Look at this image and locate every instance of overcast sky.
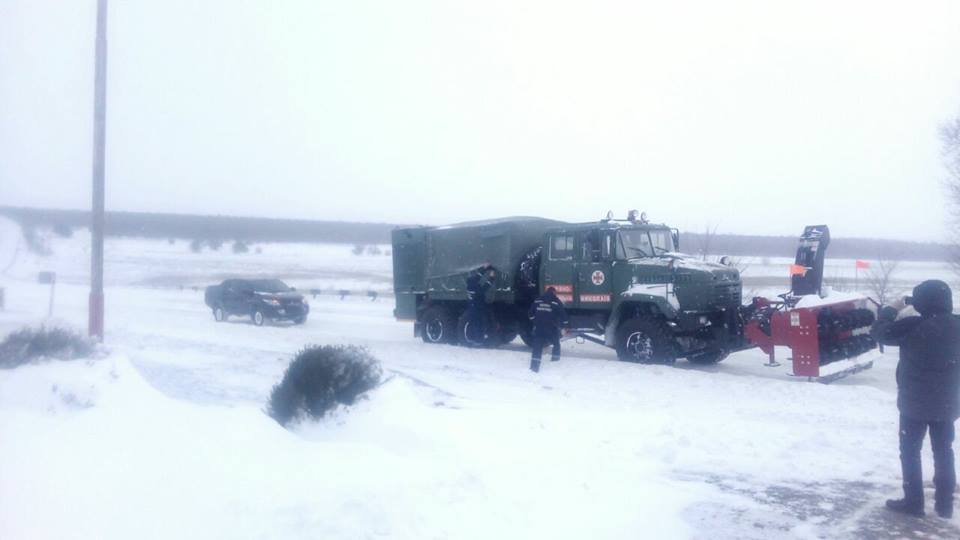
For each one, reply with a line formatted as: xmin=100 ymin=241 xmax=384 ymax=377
xmin=2 ymin=1 xmax=959 ymax=241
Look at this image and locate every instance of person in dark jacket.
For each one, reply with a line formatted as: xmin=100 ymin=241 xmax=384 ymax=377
xmin=465 ymin=266 xmax=496 ymax=345
xmin=528 ymin=287 xmax=569 ymax=373
xmin=872 ymin=279 xmax=960 ymax=518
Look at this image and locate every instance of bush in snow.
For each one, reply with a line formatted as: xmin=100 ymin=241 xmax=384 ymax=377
xmin=0 ymin=325 xmax=96 ymax=369
xmin=232 ymin=240 xmax=249 ymax=253
xmin=267 ymin=345 xmax=382 ymax=426
xmin=52 ymin=223 xmax=73 ymax=238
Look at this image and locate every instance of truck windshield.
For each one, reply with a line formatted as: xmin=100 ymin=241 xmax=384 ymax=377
xmin=617 ymin=229 xmax=675 ymax=258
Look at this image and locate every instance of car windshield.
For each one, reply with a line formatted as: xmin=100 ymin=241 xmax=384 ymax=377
xmin=617 ymin=228 xmax=675 ymax=258
xmin=248 ymin=279 xmax=291 ymax=293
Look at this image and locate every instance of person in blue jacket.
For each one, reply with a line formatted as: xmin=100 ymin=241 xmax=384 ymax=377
xmin=528 ymin=287 xmax=569 ymax=373
xmin=873 ymin=279 xmax=960 ymax=518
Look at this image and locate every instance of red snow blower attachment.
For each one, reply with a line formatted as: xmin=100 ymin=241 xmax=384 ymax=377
xmin=743 ymin=225 xmax=879 ymax=383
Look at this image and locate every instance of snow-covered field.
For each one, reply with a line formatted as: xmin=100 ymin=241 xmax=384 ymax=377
xmin=2 ymin=220 xmax=959 ymax=539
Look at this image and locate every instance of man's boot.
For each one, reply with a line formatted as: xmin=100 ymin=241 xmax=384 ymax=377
xmin=529 ymin=359 xmax=541 ymax=373
xmin=551 ymin=355 xmax=560 ymax=362
xmin=935 ymin=497 xmax=953 ymax=519
xmin=885 ymin=498 xmax=925 ymax=517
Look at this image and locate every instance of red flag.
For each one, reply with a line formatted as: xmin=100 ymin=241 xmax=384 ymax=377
xmin=789 ymin=264 xmax=808 ymax=276
xmin=855 ymin=260 xmax=871 ymax=269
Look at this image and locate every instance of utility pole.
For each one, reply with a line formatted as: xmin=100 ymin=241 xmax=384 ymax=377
xmin=89 ymin=0 xmax=108 ymax=340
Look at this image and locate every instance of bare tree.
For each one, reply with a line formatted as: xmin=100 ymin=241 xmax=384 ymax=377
xmin=698 ymin=222 xmax=720 ymax=261
xmin=863 ymin=257 xmax=901 ymax=305
xmin=942 ymin=115 xmax=960 ymax=274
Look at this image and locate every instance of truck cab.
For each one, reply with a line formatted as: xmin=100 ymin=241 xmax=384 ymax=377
xmin=539 ymin=216 xmax=746 ymax=361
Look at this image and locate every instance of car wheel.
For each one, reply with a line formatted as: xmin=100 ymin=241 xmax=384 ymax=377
xmin=252 ymin=310 xmax=266 ymax=326
xmin=213 ymin=306 xmax=226 ymax=322
xmin=615 ymin=318 xmax=676 ymax=364
xmin=293 ymin=315 xmax=307 ymax=325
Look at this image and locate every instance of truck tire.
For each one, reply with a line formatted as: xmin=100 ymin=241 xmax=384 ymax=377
xmin=457 ymin=311 xmax=500 ymax=348
xmin=420 ymin=307 xmax=456 ymax=344
xmin=615 ymin=318 xmax=676 ymax=364
xmin=251 ymin=309 xmax=267 ymax=326
xmin=686 ymin=350 xmax=728 ymax=365
xmin=213 ymin=305 xmax=226 ymax=322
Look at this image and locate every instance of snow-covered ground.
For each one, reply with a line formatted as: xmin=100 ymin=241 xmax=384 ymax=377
xmin=2 ymin=220 xmax=959 ymax=539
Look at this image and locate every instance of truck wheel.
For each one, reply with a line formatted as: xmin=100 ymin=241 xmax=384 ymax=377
xmin=252 ymin=309 xmax=266 ymax=326
xmin=213 ymin=306 xmax=226 ymax=322
xmin=457 ymin=311 xmax=499 ymax=348
xmin=421 ymin=307 xmax=455 ymax=344
xmin=616 ymin=318 xmax=676 ymax=364
xmin=293 ymin=314 xmax=307 ymax=325
xmin=687 ymin=350 xmax=728 ymax=365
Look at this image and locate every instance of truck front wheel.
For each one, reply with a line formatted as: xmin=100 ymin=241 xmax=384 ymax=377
xmin=615 ymin=318 xmax=676 ymax=364
xmin=420 ymin=307 xmax=456 ymax=344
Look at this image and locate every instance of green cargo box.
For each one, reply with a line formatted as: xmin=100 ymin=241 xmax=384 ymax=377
xmin=392 ymin=217 xmax=564 ymax=319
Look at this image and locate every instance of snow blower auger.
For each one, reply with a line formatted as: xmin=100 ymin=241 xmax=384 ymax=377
xmin=743 ymin=225 xmax=880 ymax=383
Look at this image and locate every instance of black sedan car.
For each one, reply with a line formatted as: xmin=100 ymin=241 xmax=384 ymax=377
xmin=204 ymin=278 xmax=309 ymax=325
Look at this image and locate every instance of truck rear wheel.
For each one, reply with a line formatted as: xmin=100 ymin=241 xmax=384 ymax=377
xmin=420 ymin=307 xmax=456 ymax=344
xmin=457 ymin=311 xmax=500 ymax=348
xmin=616 ymin=318 xmax=676 ymax=364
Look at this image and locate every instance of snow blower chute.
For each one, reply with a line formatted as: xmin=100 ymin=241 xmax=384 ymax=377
xmin=743 ymin=225 xmax=879 ymax=383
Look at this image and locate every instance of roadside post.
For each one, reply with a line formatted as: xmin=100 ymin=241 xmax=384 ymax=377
xmin=38 ymin=271 xmax=56 ymax=317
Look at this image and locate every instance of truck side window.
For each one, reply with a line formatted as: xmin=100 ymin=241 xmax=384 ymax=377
xmin=550 ymin=235 xmax=574 ymax=260
xmin=602 ymin=234 xmax=613 ymax=259
xmin=580 ymin=230 xmax=601 ymax=262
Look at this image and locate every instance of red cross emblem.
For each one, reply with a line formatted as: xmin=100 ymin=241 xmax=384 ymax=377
xmin=591 ymin=270 xmax=605 ymax=286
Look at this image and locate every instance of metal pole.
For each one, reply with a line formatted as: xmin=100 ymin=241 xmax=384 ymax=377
xmin=89 ymin=0 xmax=107 ymax=340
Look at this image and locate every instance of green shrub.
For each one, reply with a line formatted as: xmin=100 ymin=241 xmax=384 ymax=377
xmin=0 ymin=326 xmax=96 ymax=369
xmin=267 ymin=345 xmax=382 ymax=426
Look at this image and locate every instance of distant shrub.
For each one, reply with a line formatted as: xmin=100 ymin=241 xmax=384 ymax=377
xmin=22 ymin=226 xmax=52 ymax=256
xmin=168 ymin=238 xmax=176 ymax=245
xmin=267 ymin=345 xmax=382 ymax=426
xmin=232 ymin=240 xmax=249 ymax=253
xmin=0 ymin=326 xmax=96 ymax=369
xmin=366 ymin=245 xmax=382 ymax=256
xmin=208 ymin=238 xmax=224 ymax=251
xmin=352 ymin=244 xmax=366 ymax=256
xmin=52 ymin=223 xmax=73 ymax=238
xmin=189 ymin=239 xmax=203 ymax=253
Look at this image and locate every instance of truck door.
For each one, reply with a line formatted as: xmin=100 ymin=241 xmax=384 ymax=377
xmin=574 ymin=229 xmax=613 ymax=308
xmin=540 ymin=233 xmax=575 ymax=304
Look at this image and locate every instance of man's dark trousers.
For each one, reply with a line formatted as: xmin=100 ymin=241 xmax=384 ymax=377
xmin=900 ymin=414 xmax=956 ymax=506
xmin=531 ymin=327 xmax=561 ymax=362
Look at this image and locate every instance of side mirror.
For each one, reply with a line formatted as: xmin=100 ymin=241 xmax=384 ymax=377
xmin=719 ymin=255 xmax=731 ymax=266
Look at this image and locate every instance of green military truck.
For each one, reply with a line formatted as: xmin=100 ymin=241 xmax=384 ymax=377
xmin=391 ymin=212 xmax=749 ymax=364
